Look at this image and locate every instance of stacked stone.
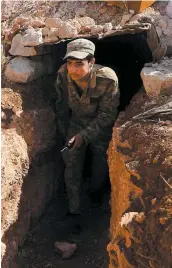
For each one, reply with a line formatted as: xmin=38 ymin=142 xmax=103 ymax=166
xmin=2 ymin=1 xmax=172 ymax=84
xmin=130 ymin=1 xmax=172 ymax=48
xmin=141 ymin=57 xmax=172 ymax=97
xmin=3 ymin=16 xmax=115 ymax=83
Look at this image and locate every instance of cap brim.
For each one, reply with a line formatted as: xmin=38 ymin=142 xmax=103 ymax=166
xmin=64 ymin=51 xmax=90 ymax=60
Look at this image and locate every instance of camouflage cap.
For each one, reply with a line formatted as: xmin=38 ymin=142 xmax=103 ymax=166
xmin=64 ymin=38 xmax=95 ymax=60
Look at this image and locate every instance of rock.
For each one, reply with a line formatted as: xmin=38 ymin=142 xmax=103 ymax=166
xmin=166 ymin=1 xmax=172 ymax=19
xmin=44 ymin=27 xmax=59 ymax=42
xmin=156 ymin=26 xmax=162 ymax=37
xmin=158 ymin=17 xmax=168 ymax=32
xmin=163 ymin=28 xmax=170 ymax=36
xmin=5 ymin=56 xmax=53 ymax=83
xmin=120 ymin=14 xmax=132 ymax=26
xmin=75 ymin=7 xmax=86 ymax=17
xmin=12 ymin=16 xmax=29 ymax=26
xmin=12 ymin=17 xmax=44 ymax=30
xmin=3 ymin=24 xmax=20 ymax=43
xmin=67 ymin=18 xmax=82 ymax=32
xmin=120 ymin=212 xmax=139 ymax=227
xmin=42 ymin=27 xmax=49 ymax=36
xmin=77 ymin=16 xmax=95 ymax=27
xmin=141 ymin=57 xmax=172 ymax=96
xmin=1 ymin=242 xmax=6 ymax=261
xmin=45 ymin=18 xmax=63 ymax=28
xmin=48 ymin=28 xmax=59 ymax=36
xmin=30 ymin=19 xmax=45 ymax=28
xmin=131 ymin=9 xmax=160 ymax=24
xmin=1 ymin=15 xmax=8 ymax=22
xmin=90 ymin=25 xmax=103 ymax=35
xmin=79 ymin=25 xmax=91 ymax=34
xmin=22 ymin=28 xmax=43 ymax=47
xmin=57 ymin=21 xmax=78 ymax=38
xmin=114 ymin=25 xmax=122 ymax=30
xmin=103 ymin=23 xmax=113 ymax=33
xmin=44 ymin=36 xmax=58 ymax=43
xmin=54 ymin=241 xmax=77 ymax=259
xmin=129 ymin=9 xmax=135 ymax=15
xmin=168 ymin=18 xmax=172 ymax=28
xmin=9 ymin=34 xmax=50 ymax=56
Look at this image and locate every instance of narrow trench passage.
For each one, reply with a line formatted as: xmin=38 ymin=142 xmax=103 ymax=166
xmin=18 ymin=33 xmax=152 ymax=268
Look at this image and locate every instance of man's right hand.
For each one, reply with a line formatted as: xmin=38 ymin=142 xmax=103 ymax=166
xmin=69 ymin=134 xmax=84 ymax=150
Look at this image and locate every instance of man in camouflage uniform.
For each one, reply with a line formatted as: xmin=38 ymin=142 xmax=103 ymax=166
xmin=55 ymin=38 xmax=119 ymax=231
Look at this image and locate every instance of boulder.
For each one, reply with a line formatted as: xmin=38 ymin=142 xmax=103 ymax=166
xmin=166 ymin=1 xmax=172 ymax=19
xmin=5 ymin=56 xmax=53 ymax=83
xmin=90 ymin=25 xmax=103 ymax=35
xmin=67 ymin=18 xmax=82 ymax=32
xmin=103 ymin=22 xmax=113 ymax=33
xmin=22 ymin=28 xmax=43 ymax=46
xmin=157 ymin=16 xmax=168 ymax=32
xmin=12 ymin=16 xmax=30 ymax=26
xmin=30 ymin=19 xmax=45 ymax=28
xmin=3 ymin=24 xmax=20 ymax=43
xmin=156 ymin=26 xmax=162 ymax=37
xmin=77 ymin=16 xmax=95 ymax=27
xmin=120 ymin=13 xmax=132 ymax=26
xmin=44 ymin=18 xmax=79 ymax=39
xmin=45 ymin=18 xmax=64 ymax=28
xmin=44 ymin=35 xmax=58 ymax=43
xmin=9 ymin=34 xmax=50 ymax=56
xmin=47 ymin=28 xmax=59 ymax=39
xmin=42 ymin=27 xmax=49 ymax=36
xmin=141 ymin=57 xmax=172 ymax=96
xmin=57 ymin=20 xmax=79 ymax=39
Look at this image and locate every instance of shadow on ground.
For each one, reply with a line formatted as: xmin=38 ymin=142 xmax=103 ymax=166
xmin=17 ymin=189 xmax=110 ymax=268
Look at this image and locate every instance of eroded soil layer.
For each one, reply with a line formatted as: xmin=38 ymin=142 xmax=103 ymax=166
xmin=108 ymin=91 xmax=172 ymax=268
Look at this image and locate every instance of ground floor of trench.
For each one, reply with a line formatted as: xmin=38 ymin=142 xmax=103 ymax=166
xmin=17 ymin=187 xmax=110 ymax=268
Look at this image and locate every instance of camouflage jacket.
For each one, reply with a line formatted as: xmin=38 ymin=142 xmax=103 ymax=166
xmin=55 ymin=63 xmax=119 ymax=144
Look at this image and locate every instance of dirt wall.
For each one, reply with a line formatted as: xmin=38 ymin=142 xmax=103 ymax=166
xmin=108 ymin=91 xmax=172 ymax=268
xmin=1 ymin=76 xmax=62 ymax=267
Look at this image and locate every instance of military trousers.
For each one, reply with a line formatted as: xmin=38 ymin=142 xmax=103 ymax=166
xmin=63 ymin=138 xmax=110 ymax=214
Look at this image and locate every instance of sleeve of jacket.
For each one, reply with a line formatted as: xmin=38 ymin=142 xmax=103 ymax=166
xmin=80 ymin=79 xmax=120 ymax=144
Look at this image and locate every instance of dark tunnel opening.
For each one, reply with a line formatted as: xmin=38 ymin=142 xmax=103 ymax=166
xmin=93 ymin=33 xmax=153 ymax=111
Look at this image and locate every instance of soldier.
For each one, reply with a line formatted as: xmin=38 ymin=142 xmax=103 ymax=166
xmin=55 ymin=38 xmax=119 ymax=232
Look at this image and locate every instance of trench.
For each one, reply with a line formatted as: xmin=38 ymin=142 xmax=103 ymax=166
xmin=17 ymin=33 xmax=152 ymax=267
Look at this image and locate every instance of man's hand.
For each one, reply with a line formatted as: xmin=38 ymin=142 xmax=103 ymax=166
xmin=69 ymin=134 xmax=84 ymax=150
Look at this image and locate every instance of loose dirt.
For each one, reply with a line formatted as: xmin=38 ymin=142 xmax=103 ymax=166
xmin=17 ymin=191 xmax=110 ymax=268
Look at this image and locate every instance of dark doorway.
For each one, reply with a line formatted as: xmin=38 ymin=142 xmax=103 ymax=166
xmin=93 ymin=33 xmax=152 ymax=110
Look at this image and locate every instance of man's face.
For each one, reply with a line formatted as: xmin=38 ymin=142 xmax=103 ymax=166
xmin=67 ymin=58 xmax=94 ymax=81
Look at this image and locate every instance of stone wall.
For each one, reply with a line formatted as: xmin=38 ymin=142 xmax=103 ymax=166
xmin=1 ymin=1 xmax=172 ymax=84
